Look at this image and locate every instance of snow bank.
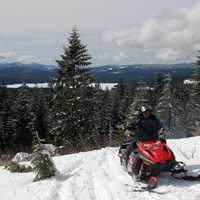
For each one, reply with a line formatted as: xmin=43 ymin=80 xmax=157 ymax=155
xmin=12 ymin=152 xmax=32 ymax=163
xmin=0 ymin=136 xmax=200 ymax=200
xmin=42 ymin=144 xmax=57 ymax=156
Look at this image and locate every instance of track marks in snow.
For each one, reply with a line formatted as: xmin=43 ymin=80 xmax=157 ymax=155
xmin=1 ymin=138 xmax=200 ymax=200
xmin=55 ymin=147 xmax=200 ymax=200
xmin=90 ymin=149 xmax=138 ymax=200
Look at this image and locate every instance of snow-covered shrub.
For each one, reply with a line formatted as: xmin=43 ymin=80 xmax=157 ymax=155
xmin=12 ymin=152 xmax=32 ymax=162
xmin=41 ymin=144 xmax=57 ymax=156
xmin=31 ymin=144 xmax=57 ymax=182
xmin=4 ymin=161 xmax=32 ymax=173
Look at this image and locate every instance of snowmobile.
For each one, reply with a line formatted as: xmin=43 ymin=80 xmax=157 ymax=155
xmin=121 ymin=139 xmax=200 ymax=190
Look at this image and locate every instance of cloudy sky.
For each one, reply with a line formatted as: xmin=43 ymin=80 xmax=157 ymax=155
xmin=0 ymin=0 xmax=200 ymax=66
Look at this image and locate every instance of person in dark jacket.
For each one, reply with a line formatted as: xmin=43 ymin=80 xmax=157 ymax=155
xmin=135 ymin=105 xmax=162 ymax=141
xmin=119 ymin=105 xmax=164 ymax=166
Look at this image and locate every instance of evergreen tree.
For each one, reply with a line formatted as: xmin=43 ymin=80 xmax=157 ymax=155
xmin=185 ymin=85 xmax=200 ymax=136
xmin=32 ymin=144 xmax=56 ymax=182
xmin=156 ymin=74 xmax=173 ymax=131
xmin=32 ymin=89 xmax=48 ymax=140
xmin=109 ymin=83 xmax=124 ymax=129
xmin=50 ymin=28 xmax=96 ymax=149
xmin=171 ymin=84 xmax=188 ymax=137
xmin=193 ymin=50 xmax=200 ymax=81
xmin=186 ymin=52 xmax=200 ymax=136
xmin=117 ymin=81 xmax=132 ymax=123
xmin=107 ymin=81 xmax=127 ymax=132
xmin=0 ymin=85 xmax=16 ymax=151
xmin=14 ymin=84 xmax=35 ymax=149
xmin=151 ymin=74 xmax=165 ymax=109
xmin=93 ymin=86 xmax=111 ymax=146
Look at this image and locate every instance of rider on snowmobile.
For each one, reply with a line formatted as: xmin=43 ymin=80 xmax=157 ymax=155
xmin=135 ymin=105 xmax=163 ymax=141
xmin=119 ymin=105 xmax=165 ymax=165
xmin=119 ymin=105 xmax=200 ymax=186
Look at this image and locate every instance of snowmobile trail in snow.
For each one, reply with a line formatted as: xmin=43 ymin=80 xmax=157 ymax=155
xmin=0 ymin=137 xmax=200 ymax=200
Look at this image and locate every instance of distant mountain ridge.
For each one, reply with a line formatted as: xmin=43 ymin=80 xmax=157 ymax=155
xmin=0 ymin=62 xmax=197 ymax=84
xmin=89 ymin=63 xmax=196 ymax=83
xmin=0 ymin=62 xmax=55 ymax=84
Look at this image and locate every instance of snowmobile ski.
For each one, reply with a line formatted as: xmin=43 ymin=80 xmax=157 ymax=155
xmin=132 ymin=186 xmax=169 ymax=194
xmin=171 ymin=162 xmax=200 ymax=181
xmin=172 ymin=172 xmax=200 ymax=181
xmin=131 ymin=176 xmax=158 ymax=192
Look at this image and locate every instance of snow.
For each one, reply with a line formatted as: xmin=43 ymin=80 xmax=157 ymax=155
xmin=90 ymin=83 xmax=118 ymax=90
xmin=12 ymin=152 xmax=32 ymax=162
xmin=184 ymin=79 xmax=197 ymax=85
xmin=42 ymin=144 xmax=57 ymax=156
xmin=1 ymin=136 xmax=200 ymax=200
xmin=136 ymin=86 xmax=154 ymax=91
xmin=6 ymin=83 xmax=117 ymax=91
xmin=7 ymin=83 xmax=49 ymax=88
xmin=99 ymin=83 xmax=118 ymax=90
xmin=119 ymin=65 xmax=128 ymax=69
xmin=113 ymin=71 xmax=121 ymax=74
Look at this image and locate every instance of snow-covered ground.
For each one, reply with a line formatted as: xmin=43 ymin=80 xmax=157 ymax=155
xmin=0 ymin=136 xmax=200 ymax=200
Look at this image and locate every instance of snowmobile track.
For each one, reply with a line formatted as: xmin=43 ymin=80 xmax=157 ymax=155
xmin=0 ymin=137 xmax=200 ymax=200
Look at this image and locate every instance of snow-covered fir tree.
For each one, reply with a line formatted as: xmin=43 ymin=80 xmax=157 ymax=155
xmin=171 ymin=82 xmax=189 ymax=137
xmin=32 ymin=143 xmax=56 ymax=182
xmin=0 ymin=85 xmax=16 ymax=151
xmin=156 ymin=74 xmax=174 ymax=132
xmin=50 ymin=28 xmax=97 ymax=149
xmin=32 ymin=89 xmax=48 ymax=140
xmin=93 ymin=85 xmax=111 ymax=146
xmin=109 ymin=81 xmax=127 ymax=130
xmin=186 ymin=53 xmax=200 ymax=136
xmin=193 ymin=50 xmax=200 ymax=81
xmin=125 ymin=91 xmax=147 ymax=129
xmin=14 ymin=84 xmax=36 ymax=149
xmin=150 ymin=74 xmax=165 ymax=109
xmin=185 ymin=84 xmax=200 ymax=136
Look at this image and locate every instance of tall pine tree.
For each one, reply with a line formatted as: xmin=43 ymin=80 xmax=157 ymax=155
xmin=185 ymin=85 xmax=200 ymax=136
xmin=14 ymin=84 xmax=35 ymax=150
xmin=171 ymin=82 xmax=189 ymax=137
xmin=50 ymin=28 xmax=97 ymax=149
xmin=0 ymin=85 xmax=16 ymax=151
xmin=193 ymin=50 xmax=200 ymax=81
xmin=32 ymin=88 xmax=48 ymax=140
xmin=156 ymin=74 xmax=174 ymax=131
xmin=186 ymin=51 xmax=200 ymax=136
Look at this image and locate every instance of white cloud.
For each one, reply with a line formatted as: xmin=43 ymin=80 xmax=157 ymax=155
xmin=0 ymin=52 xmax=40 ymax=64
xmin=102 ymin=3 xmax=200 ymax=63
xmin=0 ymin=52 xmax=17 ymax=60
xmin=97 ymin=53 xmax=110 ymax=61
xmin=157 ymin=49 xmax=180 ymax=62
xmin=113 ymin=52 xmax=128 ymax=63
xmin=1 ymin=0 xmax=200 ymax=65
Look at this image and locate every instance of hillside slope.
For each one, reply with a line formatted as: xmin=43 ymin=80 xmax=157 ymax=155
xmin=0 ymin=137 xmax=200 ymax=200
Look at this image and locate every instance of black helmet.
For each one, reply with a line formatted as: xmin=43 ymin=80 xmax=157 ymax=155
xmin=140 ymin=105 xmax=153 ymax=113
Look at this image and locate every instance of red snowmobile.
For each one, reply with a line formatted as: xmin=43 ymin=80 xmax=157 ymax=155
xmin=124 ymin=139 xmax=200 ymax=190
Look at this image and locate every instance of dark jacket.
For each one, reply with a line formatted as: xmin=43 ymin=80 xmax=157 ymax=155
xmin=135 ymin=114 xmax=162 ymax=141
xmin=127 ymin=114 xmax=162 ymax=141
